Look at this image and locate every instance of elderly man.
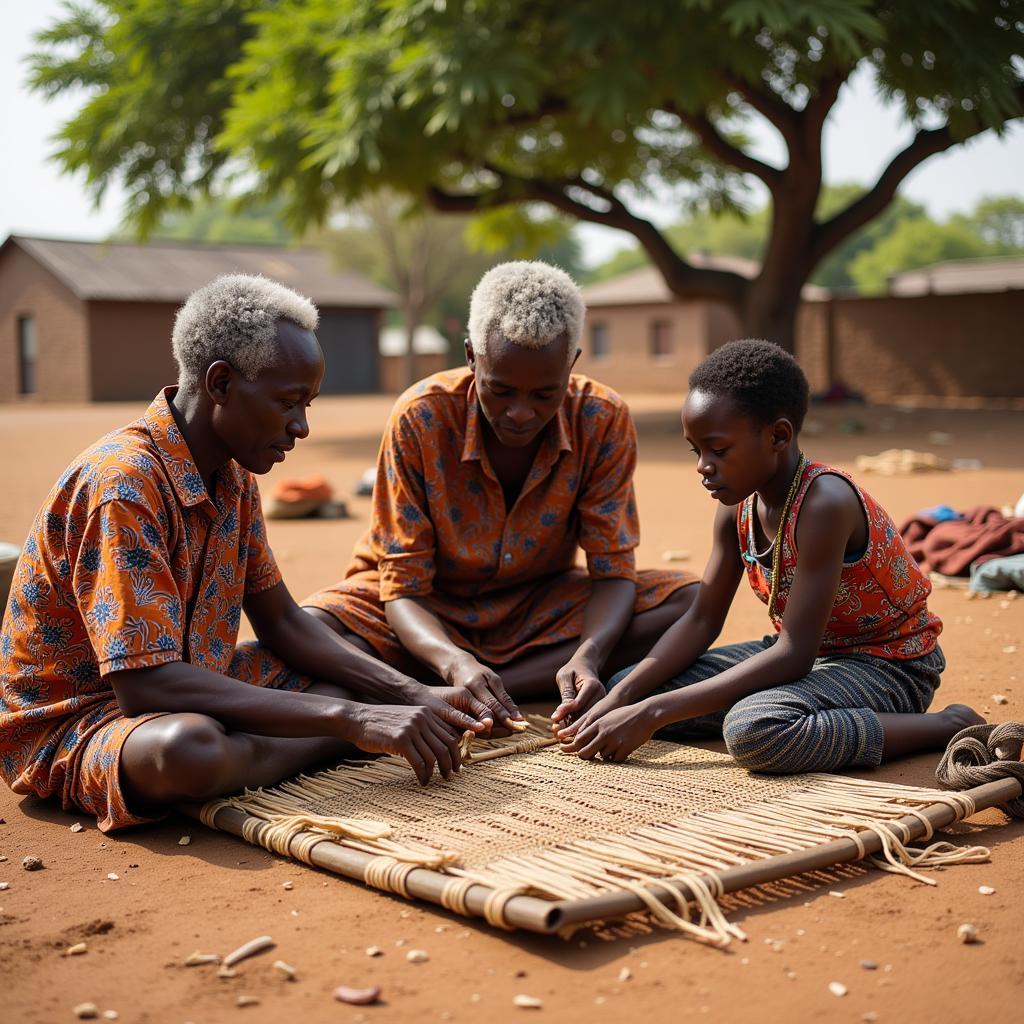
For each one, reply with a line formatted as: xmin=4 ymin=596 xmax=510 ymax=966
xmin=0 ymin=275 xmax=488 ymax=832
xmin=305 ymin=261 xmax=698 ymax=727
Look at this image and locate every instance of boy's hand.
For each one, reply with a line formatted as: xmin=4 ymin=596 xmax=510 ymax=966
xmin=554 ymin=689 xmax=624 ymax=742
xmin=550 ymin=654 xmax=605 ymax=729
xmin=557 ymin=704 xmax=656 ymax=762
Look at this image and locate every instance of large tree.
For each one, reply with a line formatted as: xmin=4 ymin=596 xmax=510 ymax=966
xmin=30 ymin=0 xmax=1024 ymax=349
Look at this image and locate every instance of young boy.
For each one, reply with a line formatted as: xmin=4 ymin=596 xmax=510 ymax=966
xmin=558 ymin=339 xmax=983 ymax=770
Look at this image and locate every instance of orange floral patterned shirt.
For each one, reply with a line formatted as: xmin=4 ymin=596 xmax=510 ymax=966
xmin=347 ymin=369 xmax=642 ymax=603
xmin=737 ymin=461 xmax=941 ymax=659
xmin=0 ymin=389 xmax=281 ymax=801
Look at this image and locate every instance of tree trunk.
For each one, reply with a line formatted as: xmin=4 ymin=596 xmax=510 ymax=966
xmin=738 ymin=272 xmax=803 ymax=355
xmin=402 ymin=309 xmax=420 ymax=389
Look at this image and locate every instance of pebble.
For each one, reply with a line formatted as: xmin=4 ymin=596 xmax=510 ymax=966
xmin=395 ymin=938 xmax=407 ymax=947
xmin=828 ymin=891 xmax=845 ymax=899
xmin=106 ymin=873 xmax=119 ymax=881
xmin=863 ymin=1014 xmax=879 ymax=1023
xmin=1003 ymin=646 xmax=1017 ymax=654
xmin=861 ymin=961 xmax=878 ymax=971
xmin=991 ymin=694 xmax=1009 ymax=705
xmin=334 ymin=986 xmax=382 ymax=1006
xmin=178 ymin=835 xmax=191 ymax=846
xmin=469 ymin=994 xmax=481 ymax=1003
xmin=618 ymin=967 xmax=632 ymax=982
xmin=236 ymin=995 xmax=260 ymax=1008
xmin=102 ymin=1012 xmax=119 ymax=1021
xmin=70 ymin=823 xmax=84 ymax=833
xmin=828 ymin=982 xmax=848 ymax=997
xmin=978 ymin=885 xmax=996 ymax=895
xmin=66 ymin=942 xmax=88 ymax=956
xmin=183 ymin=952 xmax=220 ymax=966
xmin=273 ymin=959 xmax=297 ymax=980
xmin=957 ymin=923 xmax=978 ymax=944
xmin=22 ymin=855 xmax=43 ymax=871
xmin=282 ymin=881 xmax=294 ymax=891
xmin=0 ymin=882 xmax=9 ymax=891
xmin=365 ymin=946 xmax=383 ymax=957
xmin=512 ymin=994 xmax=543 ymax=1009
xmin=73 ymin=1004 xmax=98 ymax=1020
xmin=406 ymin=949 xmax=429 ymax=963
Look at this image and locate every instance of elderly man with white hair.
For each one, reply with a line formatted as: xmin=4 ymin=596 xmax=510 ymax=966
xmin=0 ymin=274 xmax=490 ymax=833
xmin=305 ymin=261 xmax=698 ymax=728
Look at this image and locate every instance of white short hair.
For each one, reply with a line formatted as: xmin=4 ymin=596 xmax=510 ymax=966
xmin=468 ymin=261 xmax=584 ymax=366
xmin=172 ymin=273 xmax=319 ymax=388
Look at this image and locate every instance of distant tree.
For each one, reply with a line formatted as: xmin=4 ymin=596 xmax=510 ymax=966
xmin=955 ymin=195 xmax=1024 ymax=251
xmin=318 ymin=192 xmax=481 ymax=387
xmin=848 ymin=218 xmax=989 ymax=293
xmin=142 ymin=195 xmax=293 ymax=245
xmin=29 ymin=0 xmax=1024 ymax=351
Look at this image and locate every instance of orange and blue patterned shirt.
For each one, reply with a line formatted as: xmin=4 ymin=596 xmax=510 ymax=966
xmin=737 ymin=460 xmax=941 ymax=659
xmin=349 ymin=369 xmax=643 ymax=603
xmin=0 ymin=388 xmax=281 ymax=800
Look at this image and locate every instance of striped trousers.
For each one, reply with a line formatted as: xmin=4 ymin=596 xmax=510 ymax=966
xmin=606 ymin=638 xmax=944 ymax=774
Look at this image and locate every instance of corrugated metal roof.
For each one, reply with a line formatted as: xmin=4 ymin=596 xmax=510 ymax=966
xmin=5 ymin=235 xmax=398 ymax=307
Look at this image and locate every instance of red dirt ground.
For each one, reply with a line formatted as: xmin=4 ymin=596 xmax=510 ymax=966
xmin=1 ymin=393 xmax=1021 ymax=1024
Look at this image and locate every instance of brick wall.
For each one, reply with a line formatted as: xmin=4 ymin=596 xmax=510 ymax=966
xmin=579 ymin=303 xmax=710 ymax=393
xmin=88 ymin=301 xmax=179 ymax=400
xmin=797 ymin=291 xmax=1024 ymax=400
xmin=0 ymin=244 xmax=90 ymax=403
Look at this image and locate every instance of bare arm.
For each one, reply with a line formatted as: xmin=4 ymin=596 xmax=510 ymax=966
xmin=561 ymin=477 xmax=861 ymax=760
xmin=558 ymin=502 xmax=742 ymax=740
xmin=551 ymin=577 xmax=637 ymax=723
xmin=385 ymin=596 xmax=522 ymax=726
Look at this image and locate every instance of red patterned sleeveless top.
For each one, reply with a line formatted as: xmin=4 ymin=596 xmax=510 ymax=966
xmin=735 ymin=461 xmax=941 ymax=659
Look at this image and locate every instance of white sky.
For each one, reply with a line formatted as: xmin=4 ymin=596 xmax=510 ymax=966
xmin=3 ymin=0 xmax=1023 ymax=266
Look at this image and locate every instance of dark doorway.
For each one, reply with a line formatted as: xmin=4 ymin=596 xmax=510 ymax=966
xmin=317 ymin=310 xmax=380 ymax=394
xmin=18 ymin=316 xmax=37 ymax=395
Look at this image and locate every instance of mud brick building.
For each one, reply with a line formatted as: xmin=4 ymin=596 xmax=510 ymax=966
xmin=0 ymin=236 xmax=397 ymax=402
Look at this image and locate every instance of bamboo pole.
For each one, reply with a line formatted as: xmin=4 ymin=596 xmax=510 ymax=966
xmin=183 ymin=775 xmax=1021 ymax=936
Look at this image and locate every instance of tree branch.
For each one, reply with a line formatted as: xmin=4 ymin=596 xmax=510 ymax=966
xmin=811 ymin=119 xmax=996 ymax=266
xmin=664 ymin=104 xmax=782 ymax=189
xmin=717 ymin=70 xmax=801 ymax=152
xmin=798 ymin=69 xmax=850 ymax=162
xmin=426 ymin=171 xmax=748 ymax=306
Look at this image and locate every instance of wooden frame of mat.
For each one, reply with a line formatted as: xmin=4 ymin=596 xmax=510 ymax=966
xmin=185 ymin=776 xmax=1020 ymax=935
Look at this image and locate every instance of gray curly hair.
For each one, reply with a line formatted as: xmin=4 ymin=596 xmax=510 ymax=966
xmin=172 ymin=274 xmax=319 ymax=388
xmin=468 ymin=261 xmax=584 ymax=366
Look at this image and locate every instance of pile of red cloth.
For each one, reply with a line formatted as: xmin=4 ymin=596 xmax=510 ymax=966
xmin=899 ymin=506 xmax=1024 ymax=576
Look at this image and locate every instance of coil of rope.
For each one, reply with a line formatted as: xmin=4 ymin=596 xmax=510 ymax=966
xmin=934 ymin=721 xmax=1024 ymax=819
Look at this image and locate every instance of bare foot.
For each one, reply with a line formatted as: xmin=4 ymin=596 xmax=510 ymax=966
xmin=939 ymin=704 xmax=987 ymax=732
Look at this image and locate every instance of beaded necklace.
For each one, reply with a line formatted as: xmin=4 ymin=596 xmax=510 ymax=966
xmin=764 ymin=452 xmax=806 ymax=621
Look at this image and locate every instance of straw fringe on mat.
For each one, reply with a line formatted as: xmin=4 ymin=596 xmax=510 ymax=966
xmin=194 ymin=718 xmax=1008 ymax=945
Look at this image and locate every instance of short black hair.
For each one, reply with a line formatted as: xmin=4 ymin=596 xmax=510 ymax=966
xmin=688 ymin=339 xmax=809 ymax=431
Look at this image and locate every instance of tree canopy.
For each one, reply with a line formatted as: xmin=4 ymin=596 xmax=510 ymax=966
xmin=30 ymin=0 xmax=1024 ymax=349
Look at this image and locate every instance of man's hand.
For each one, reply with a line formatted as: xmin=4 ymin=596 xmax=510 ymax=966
xmin=417 ymin=685 xmax=494 ymax=734
xmin=339 ymin=704 xmax=464 ymax=785
xmin=557 ymin=704 xmax=657 ymax=762
xmin=447 ymin=655 xmax=523 ymax=729
xmin=550 ymin=655 xmax=605 ymax=730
